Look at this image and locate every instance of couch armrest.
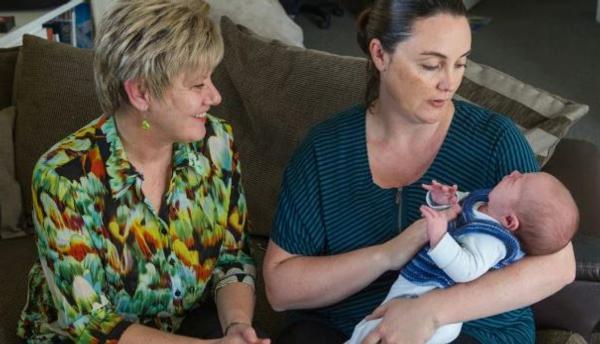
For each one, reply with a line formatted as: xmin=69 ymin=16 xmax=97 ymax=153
xmin=542 ymin=138 xmax=600 ymax=280
xmin=532 ymin=280 xmax=600 ymax=342
xmin=543 ymin=138 xmax=600 ymax=239
xmin=535 ymin=138 xmax=600 ymax=341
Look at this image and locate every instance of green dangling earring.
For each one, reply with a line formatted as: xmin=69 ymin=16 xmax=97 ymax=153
xmin=141 ymin=119 xmax=151 ymax=130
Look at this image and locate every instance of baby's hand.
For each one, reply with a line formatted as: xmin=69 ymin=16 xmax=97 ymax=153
xmin=422 ymin=180 xmax=458 ymax=206
xmin=420 ymin=205 xmax=454 ymax=248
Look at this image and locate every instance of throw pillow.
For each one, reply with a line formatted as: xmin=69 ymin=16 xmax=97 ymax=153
xmin=13 ymin=35 xmax=101 ymax=224
xmin=0 ymin=106 xmax=24 ymax=239
xmin=218 ymin=16 xmax=588 ymax=236
xmin=456 ymin=61 xmax=588 ymax=165
xmin=219 ymin=17 xmax=368 ymax=237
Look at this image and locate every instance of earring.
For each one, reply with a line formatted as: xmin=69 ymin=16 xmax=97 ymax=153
xmin=141 ymin=119 xmax=151 ymax=130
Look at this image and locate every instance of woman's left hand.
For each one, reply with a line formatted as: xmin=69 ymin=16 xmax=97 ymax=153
xmin=360 ymin=297 xmax=438 ymax=344
xmin=223 ymin=323 xmax=270 ymax=344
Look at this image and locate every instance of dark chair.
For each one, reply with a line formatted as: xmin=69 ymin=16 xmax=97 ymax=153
xmin=280 ymin=0 xmax=344 ymax=29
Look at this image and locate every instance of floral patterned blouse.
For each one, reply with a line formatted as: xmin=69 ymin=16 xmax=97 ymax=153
xmin=17 ymin=114 xmax=255 ymax=343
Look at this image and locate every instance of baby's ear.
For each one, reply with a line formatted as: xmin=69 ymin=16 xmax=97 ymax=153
xmin=501 ymin=214 xmax=520 ymax=231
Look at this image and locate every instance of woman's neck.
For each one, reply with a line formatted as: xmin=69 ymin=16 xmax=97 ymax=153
xmin=367 ymin=100 xmax=453 ymax=146
xmin=113 ymin=109 xmax=173 ymax=167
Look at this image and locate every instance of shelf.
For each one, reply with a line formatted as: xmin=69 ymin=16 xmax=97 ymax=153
xmin=0 ymin=0 xmax=84 ymax=48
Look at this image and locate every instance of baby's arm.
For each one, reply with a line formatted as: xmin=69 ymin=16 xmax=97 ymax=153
xmin=428 ymin=231 xmax=508 ymax=283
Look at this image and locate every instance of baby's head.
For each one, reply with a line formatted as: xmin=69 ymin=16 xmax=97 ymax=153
xmin=487 ymin=171 xmax=579 ymax=255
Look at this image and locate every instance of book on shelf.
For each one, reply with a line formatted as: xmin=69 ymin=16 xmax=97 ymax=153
xmin=0 ymin=15 xmax=16 ymax=33
xmin=42 ymin=12 xmax=73 ymax=44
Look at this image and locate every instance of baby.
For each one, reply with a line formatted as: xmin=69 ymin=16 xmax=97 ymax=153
xmin=347 ymin=171 xmax=579 ymax=344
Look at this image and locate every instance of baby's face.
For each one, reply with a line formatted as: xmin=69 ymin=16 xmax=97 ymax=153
xmin=488 ymin=171 xmax=530 ymax=215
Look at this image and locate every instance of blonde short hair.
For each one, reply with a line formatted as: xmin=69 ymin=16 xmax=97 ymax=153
xmin=94 ymin=0 xmax=224 ymax=114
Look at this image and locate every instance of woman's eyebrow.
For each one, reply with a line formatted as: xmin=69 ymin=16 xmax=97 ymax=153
xmin=419 ymin=50 xmax=472 ymax=58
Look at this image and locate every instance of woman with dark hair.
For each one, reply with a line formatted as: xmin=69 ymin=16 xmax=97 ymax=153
xmin=263 ymin=0 xmax=575 ymax=343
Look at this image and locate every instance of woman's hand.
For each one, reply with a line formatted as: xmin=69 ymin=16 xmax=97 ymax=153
xmin=207 ymin=323 xmax=270 ymax=344
xmin=360 ymin=297 xmax=438 ymax=344
xmin=380 ymin=218 xmax=429 ymax=271
xmin=225 ymin=323 xmax=270 ymax=344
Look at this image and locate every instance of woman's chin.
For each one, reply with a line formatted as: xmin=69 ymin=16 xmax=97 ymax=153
xmin=178 ymin=129 xmax=207 ymax=143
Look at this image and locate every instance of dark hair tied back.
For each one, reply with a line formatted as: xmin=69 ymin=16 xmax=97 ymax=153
xmin=358 ymin=0 xmax=467 ymax=108
xmin=356 ymin=8 xmax=372 ymax=55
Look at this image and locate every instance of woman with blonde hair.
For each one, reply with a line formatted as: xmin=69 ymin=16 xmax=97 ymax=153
xmin=18 ymin=1 xmax=268 ymax=343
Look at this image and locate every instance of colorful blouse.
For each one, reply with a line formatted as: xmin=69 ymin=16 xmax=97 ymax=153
xmin=17 ymin=114 xmax=255 ymax=343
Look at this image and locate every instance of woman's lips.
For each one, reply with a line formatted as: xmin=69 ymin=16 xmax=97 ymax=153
xmin=428 ymin=99 xmax=447 ymax=108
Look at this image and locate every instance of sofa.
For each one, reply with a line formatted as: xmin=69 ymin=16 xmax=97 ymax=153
xmin=1 ymin=16 xmax=599 ymax=344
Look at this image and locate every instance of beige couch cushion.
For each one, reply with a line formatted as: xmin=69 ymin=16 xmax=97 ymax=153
xmin=218 ymin=16 xmax=588 ymax=237
xmin=0 ymin=106 xmax=24 ymax=239
xmin=457 ymin=62 xmax=588 ymax=165
xmin=14 ymin=35 xmax=101 ymax=224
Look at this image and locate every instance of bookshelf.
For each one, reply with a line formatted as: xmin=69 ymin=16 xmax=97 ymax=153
xmin=0 ymin=0 xmax=84 ymax=48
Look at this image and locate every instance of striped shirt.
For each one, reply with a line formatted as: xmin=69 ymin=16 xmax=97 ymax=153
xmin=271 ymin=100 xmax=539 ymax=342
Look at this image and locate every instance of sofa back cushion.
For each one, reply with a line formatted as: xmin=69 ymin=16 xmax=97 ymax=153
xmin=13 ymin=35 xmax=101 ymax=223
xmin=218 ymin=17 xmax=367 ymax=237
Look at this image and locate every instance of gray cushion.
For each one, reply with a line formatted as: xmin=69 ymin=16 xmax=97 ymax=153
xmin=457 ymin=61 xmax=588 ymax=165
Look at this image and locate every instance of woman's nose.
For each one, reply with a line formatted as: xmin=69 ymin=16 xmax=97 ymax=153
xmin=438 ymin=69 xmax=462 ymax=93
xmin=206 ymin=82 xmax=222 ymax=106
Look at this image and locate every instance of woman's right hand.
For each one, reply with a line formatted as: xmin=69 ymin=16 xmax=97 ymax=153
xmin=205 ymin=329 xmax=270 ymax=344
xmin=380 ymin=218 xmax=429 ymax=271
xmin=379 ymin=201 xmax=461 ymax=271
xmin=360 ymin=297 xmax=438 ymax=344
xmin=221 ymin=323 xmax=270 ymax=344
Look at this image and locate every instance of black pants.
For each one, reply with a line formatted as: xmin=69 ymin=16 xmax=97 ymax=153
xmin=275 ymin=319 xmax=479 ymax=344
xmin=176 ymin=301 xmax=269 ymax=339
xmin=275 ymin=320 xmax=347 ymax=344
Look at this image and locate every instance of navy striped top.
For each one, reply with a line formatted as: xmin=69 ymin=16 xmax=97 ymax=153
xmin=271 ymin=100 xmax=539 ymax=341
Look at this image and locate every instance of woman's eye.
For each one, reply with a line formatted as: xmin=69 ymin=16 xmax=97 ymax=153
xmin=456 ymin=63 xmax=467 ymax=69
xmin=194 ymin=84 xmax=205 ymax=89
xmin=421 ymin=64 xmax=440 ymax=71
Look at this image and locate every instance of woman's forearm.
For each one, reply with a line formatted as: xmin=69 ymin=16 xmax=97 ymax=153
xmin=119 ymin=283 xmax=257 ymax=343
xmin=263 ymin=220 xmax=428 ymax=310
xmin=426 ymin=242 xmax=576 ymax=327
xmin=215 ymin=282 xmax=256 ymax=330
